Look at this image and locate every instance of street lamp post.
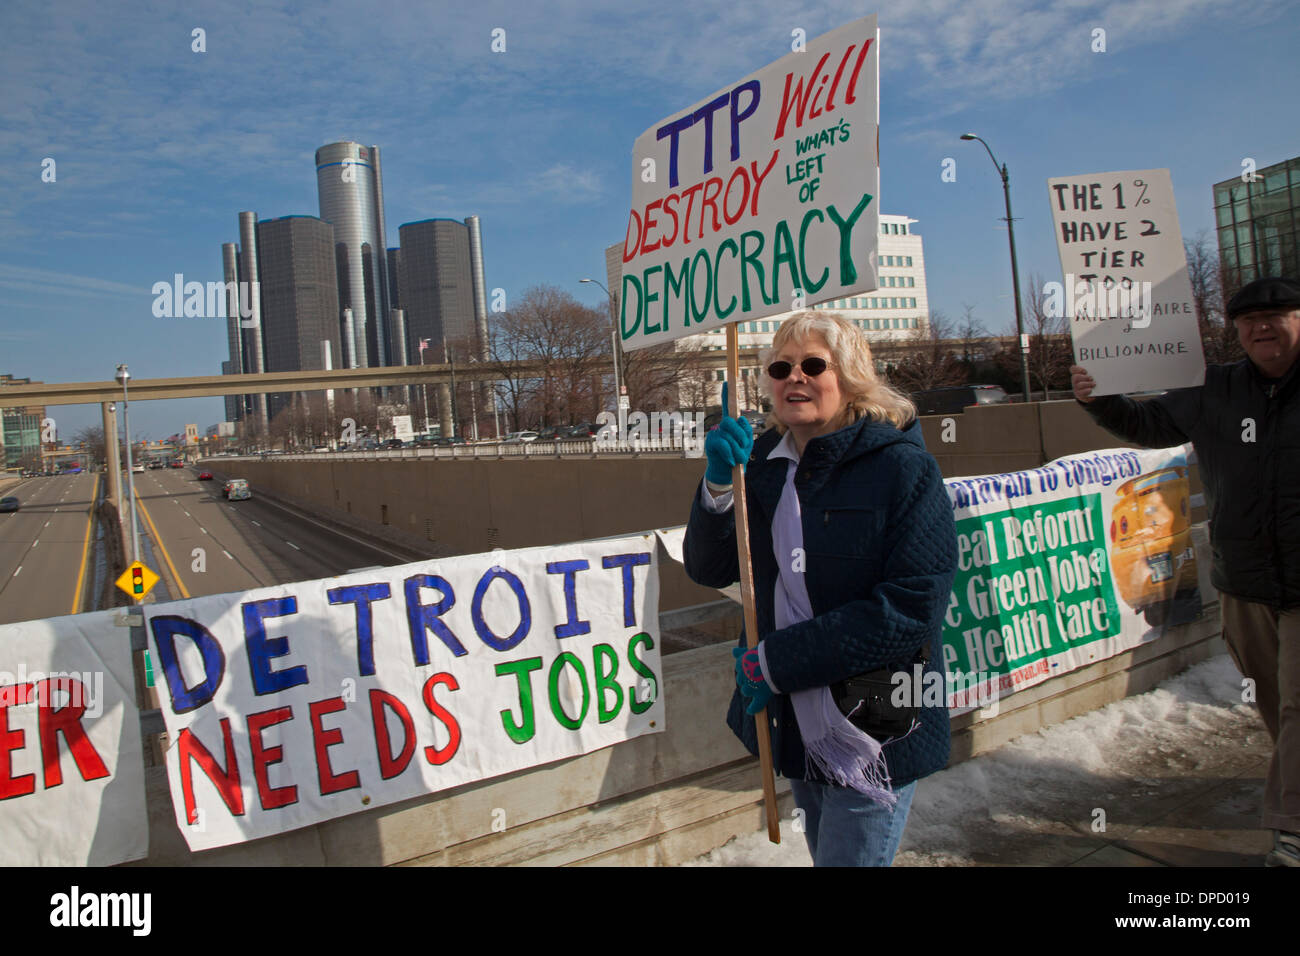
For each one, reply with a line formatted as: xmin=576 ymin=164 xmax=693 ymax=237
xmin=961 ymin=133 xmax=1032 ymax=403
xmin=579 ymin=278 xmax=623 ymax=408
xmin=115 ymin=365 xmax=140 ymax=564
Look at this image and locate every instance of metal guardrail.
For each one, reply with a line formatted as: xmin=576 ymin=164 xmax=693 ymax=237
xmin=213 ymin=437 xmax=707 ymax=461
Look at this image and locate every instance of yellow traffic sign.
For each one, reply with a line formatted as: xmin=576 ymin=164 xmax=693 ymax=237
xmin=116 ymin=561 xmax=160 ymax=600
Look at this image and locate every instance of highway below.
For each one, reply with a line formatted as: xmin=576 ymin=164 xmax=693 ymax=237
xmin=0 ymin=472 xmax=98 ymax=624
xmin=122 ymin=464 xmax=414 ymax=603
xmin=0 ymin=465 xmax=417 ymax=625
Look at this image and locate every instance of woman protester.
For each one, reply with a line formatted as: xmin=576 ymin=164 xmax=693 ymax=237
xmin=684 ymin=311 xmax=958 ymax=866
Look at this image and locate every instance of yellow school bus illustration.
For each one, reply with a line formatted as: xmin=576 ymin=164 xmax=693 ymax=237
xmin=1109 ymin=466 xmax=1198 ymax=626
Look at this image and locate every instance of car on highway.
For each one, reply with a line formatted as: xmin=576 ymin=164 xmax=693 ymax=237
xmin=502 ymin=431 xmax=539 ymax=444
xmin=198 ymin=471 xmax=214 ymax=481
xmin=383 ymin=438 xmax=406 ymax=449
xmin=0 ymin=497 xmax=19 ymax=514
xmin=225 ymin=479 xmax=251 ymax=501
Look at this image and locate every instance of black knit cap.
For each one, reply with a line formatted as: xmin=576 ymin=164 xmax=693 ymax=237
xmin=1227 ymin=276 xmax=1300 ymax=320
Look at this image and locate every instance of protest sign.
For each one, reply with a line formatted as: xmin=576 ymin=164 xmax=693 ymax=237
xmin=620 ymin=15 xmax=880 ymax=350
xmin=662 ymin=444 xmax=1204 ymax=717
xmin=0 ymin=609 xmax=147 ymax=866
xmin=146 ymin=535 xmax=663 ymax=852
xmin=940 ymin=445 xmax=1201 ymax=714
xmin=1047 ymin=168 xmax=1206 ymax=396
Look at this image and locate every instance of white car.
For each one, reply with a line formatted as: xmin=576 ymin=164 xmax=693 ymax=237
xmin=502 ymin=431 xmax=539 ymax=444
xmin=131 ymin=463 xmax=145 ymax=473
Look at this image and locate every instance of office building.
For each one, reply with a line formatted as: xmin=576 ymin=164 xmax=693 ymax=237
xmin=315 ymin=141 xmax=392 ymax=369
xmin=1214 ymin=155 xmax=1300 ymax=299
xmin=0 ymin=374 xmax=45 ymax=469
xmin=396 ymin=218 xmax=481 ymax=358
xmin=255 ymin=215 xmax=343 ymax=421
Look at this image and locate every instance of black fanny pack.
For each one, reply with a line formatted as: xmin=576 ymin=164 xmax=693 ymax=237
xmin=830 ymin=647 xmax=929 ymax=740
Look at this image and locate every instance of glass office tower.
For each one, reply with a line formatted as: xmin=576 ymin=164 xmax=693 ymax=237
xmin=1214 ymin=156 xmax=1300 ymax=300
xmin=315 ymin=141 xmax=392 ymax=370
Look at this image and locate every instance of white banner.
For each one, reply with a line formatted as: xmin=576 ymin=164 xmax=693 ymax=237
xmin=1047 ymin=168 xmax=1206 ymax=396
xmin=620 ymin=15 xmax=880 ymax=350
xmin=0 ymin=609 xmax=147 ymax=866
xmin=146 ymin=535 xmax=663 ymax=851
xmin=942 ymin=444 xmax=1202 ymax=714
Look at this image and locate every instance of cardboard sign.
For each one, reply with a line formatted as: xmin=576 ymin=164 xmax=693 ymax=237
xmin=1047 ymin=168 xmax=1206 ymax=395
xmin=146 ymin=536 xmax=663 ymax=851
xmin=620 ymin=15 xmax=880 ymax=350
xmin=0 ymin=610 xmax=148 ymax=866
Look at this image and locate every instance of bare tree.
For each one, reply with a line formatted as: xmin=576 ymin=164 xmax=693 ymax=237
xmin=1185 ymin=231 xmax=1241 ymax=365
xmin=1014 ymin=272 xmax=1072 ymax=399
xmin=957 ymin=303 xmax=988 ymax=365
xmin=72 ymin=424 xmax=106 ymax=466
xmin=486 ymin=286 xmax=611 ymax=430
xmin=888 ymin=309 xmax=966 ymax=392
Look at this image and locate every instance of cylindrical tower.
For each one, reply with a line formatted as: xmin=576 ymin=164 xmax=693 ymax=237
xmin=221 ymin=242 xmax=244 ymax=424
xmin=465 ymin=215 xmax=490 ymax=362
xmin=315 ymin=141 xmax=390 ymax=370
xmin=237 ymin=211 xmax=268 ymax=433
xmin=391 ymin=307 xmax=410 ymax=405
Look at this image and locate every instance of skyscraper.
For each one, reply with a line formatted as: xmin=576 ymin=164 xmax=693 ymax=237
xmin=256 ymin=215 xmax=342 ymax=421
xmin=396 ymin=218 xmax=476 ymax=356
xmin=315 ymin=142 xmax=392 ymax=370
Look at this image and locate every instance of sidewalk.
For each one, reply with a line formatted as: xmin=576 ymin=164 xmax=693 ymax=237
xmin=687 ymin=654 xmax=1275 ymax=867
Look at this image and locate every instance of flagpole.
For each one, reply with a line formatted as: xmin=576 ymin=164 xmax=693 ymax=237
xmin=727 ymin=323 xmax=781 ymax=844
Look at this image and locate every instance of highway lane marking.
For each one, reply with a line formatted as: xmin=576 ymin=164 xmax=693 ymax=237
xmin=200 ymin=527 xmax=208 ymax=535
xmin=13 ymin=567 xmax=20 ymax=577
xmin=251 ymin=520 xmax=262 ymax=527
xmin=32 ymin=540 xmax=38 ymax=548
xmin=43 ymin=522 xmax=49 ymax=528
xmin=70 ymin=474 xmax=99 ymax=614
xmin=223 ymin=550 xmax=232 ymax=559
xmin=286 ymin=541 xmax=301 ymax=551
xmin=133 ymin=486 xmax=191 ymax=600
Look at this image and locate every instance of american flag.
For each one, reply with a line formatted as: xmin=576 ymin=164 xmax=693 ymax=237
xmin=419 ymin=338 xmax=430 ymax=350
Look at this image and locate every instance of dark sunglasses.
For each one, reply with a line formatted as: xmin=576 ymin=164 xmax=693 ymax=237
xmin=767 ymin=357 xmax=833 ymax=379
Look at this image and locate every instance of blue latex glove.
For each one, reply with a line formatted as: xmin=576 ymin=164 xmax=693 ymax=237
xmin=704 ymin=382 xmax=754 ymax=485
xmin=733 ymin=646 xmax=774 ymax=715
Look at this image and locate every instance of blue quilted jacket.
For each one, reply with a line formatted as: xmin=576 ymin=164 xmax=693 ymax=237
xmin=684 ymin=415 xmax=958 ymax=786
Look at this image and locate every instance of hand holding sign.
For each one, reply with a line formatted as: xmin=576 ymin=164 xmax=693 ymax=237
xmin=1070 ymin=365 xmax=1097 ymax=404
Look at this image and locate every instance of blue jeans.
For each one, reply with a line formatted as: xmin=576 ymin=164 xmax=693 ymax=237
xmin=789 ymin=778 xmax=916 ymax=866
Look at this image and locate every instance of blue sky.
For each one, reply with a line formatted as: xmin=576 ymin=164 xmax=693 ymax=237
xmin=2 ymin=0 xmax=1297 ymax=438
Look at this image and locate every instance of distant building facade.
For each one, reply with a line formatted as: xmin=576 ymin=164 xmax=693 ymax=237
xmin=0 ymin=374 xmax=45 ymax=469
xmin=1214 ymin=155 xmax=1300 ymax=299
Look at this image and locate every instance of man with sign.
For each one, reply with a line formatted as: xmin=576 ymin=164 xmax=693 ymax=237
xmin=1072 ymin=275 xmax=1300 ymax=867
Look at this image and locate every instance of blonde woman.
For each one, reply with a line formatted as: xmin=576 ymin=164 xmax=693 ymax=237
xmin=684 ymin=311 xmax=958 ymax=866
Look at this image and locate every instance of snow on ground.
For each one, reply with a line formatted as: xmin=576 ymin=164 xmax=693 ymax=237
xmin=684 ymin=653 xmax=1262 ymax=866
